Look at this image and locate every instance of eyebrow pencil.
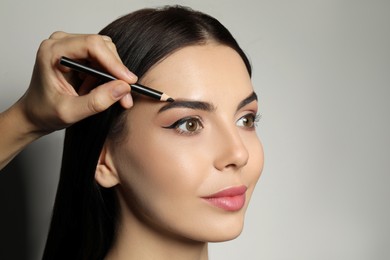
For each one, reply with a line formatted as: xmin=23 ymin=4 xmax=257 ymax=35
xmin=60 ymin=56 xmax=174 ymax=102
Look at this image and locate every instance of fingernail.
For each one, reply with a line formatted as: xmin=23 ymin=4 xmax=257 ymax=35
xmin=125 ymin=69 xmax=138 ymax=82
xmin=124 ymin=93 xmax=133 ymax=108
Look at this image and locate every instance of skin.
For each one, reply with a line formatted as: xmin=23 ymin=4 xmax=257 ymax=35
xmin=0 ymin=32 xmax=137 ymax=170
xmin=96 ymin=43 xmax=264 ymax=260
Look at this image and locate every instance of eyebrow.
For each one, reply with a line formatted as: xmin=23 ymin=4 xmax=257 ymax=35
xmin=237 ymin=92 xmax=258 ymax=111
xmin=158 ymin=99 xmax=216 ymax=113
xmin=157 ymin=91 xmax=258 ymax=113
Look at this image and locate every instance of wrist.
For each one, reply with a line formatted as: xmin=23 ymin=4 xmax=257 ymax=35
xmin=9 ymin=97 xmax=49 ymax=141
xmin=0 ymin=99 xmax=47 ymax=169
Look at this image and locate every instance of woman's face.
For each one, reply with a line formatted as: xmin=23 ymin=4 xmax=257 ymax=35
xmin=104 ymin=43 xmax=263 ymax=242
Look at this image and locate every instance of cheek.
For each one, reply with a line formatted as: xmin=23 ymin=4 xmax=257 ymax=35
xmin=112 ymin=132 xmax=219 ymax=239
xmin=113 ymin=132 xmax=211 ymax=205
xmin=243 ymin=134 xmax=264 ymax=194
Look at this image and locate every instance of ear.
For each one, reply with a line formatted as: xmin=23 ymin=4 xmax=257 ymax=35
xmin=95 ymin=144 xmax=120 ymax=188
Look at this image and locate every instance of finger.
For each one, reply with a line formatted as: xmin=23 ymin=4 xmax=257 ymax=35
xmin=49 ymin=31 xmax=70 ymax=40
xmin=119 ymin=93 xmax=134 ymax=109
xmin=77 ymin=75 xmax=100 ymax=95
xmin=99 ymin=34 xmax=118 ymax=59
xmin=50 ymin=31 xmax=100 ymax=40
xmin=101 ymin=35 xmax=112 ymax=42
xmin=103 ymin=39 xmax=122 ymax=62
xmin=63 ymin=80 xmax=131 ymax=122
xmin=52 ymin=34 xmax=137 ymax=83
xmin=70 ymin=75 xmax=134 ymax=109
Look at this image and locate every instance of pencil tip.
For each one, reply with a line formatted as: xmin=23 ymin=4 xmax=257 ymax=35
xmin=161 ymin=93 xmax=174 ymax=102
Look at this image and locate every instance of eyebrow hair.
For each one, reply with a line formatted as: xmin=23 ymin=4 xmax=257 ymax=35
xmin=158 ymin=91 xmax=257 ymax=113
xmin=158 ymin=99 xmax=215 ymax=113
xmin=237 ymin=92 xmax=258 ymax=111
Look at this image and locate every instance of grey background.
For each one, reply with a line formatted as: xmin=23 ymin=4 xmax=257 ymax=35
xmin=1 ymin=0 xmax=389 ymax=259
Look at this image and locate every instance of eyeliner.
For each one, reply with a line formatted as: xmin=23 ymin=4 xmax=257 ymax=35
xmin=59 ymin=56 xmax=174 ymax=102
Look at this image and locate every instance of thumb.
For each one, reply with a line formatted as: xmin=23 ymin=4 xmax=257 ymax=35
xmin=71 ymin=80 xmax=131 ymax=121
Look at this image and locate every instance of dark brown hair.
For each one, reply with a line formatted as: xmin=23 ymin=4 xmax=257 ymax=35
xmin=43 ymin=6 xmax=251 ymax=260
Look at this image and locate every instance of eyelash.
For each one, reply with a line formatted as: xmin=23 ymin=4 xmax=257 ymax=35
xmin=163 ymin=113 xmax=261 ymax=136
xmin=163 ymin=116 xmax=204 ymax=136
xmin=237 ymin=113 xmax=261 ymax=129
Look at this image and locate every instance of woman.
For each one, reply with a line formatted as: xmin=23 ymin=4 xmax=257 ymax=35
xmin=43 ymin=6 xmax=264 ymax=260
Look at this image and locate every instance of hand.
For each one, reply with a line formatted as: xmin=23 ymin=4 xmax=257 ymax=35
xmin=1 ymin=31 xmax=136 ymax=170
xmin=20 ymin=31 xmax=137 ymax=134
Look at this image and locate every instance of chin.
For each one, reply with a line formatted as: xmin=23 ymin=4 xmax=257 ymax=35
xmin=206 ymin=227 xmax=244 ymax=243
xmin=198 ymin=214 xmax=246 ymax=243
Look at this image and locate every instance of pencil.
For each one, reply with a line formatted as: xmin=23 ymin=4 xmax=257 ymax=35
xmin=59 ymin=56 xmax=174 ymax=102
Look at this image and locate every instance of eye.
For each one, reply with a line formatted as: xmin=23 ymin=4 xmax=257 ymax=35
xmin=236 ymin=113 xmax=260 ymax=128
xmin=163 ymin=116 xmax=204 ymax=135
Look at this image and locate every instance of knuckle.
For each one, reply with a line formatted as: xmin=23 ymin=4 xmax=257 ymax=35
xmin=36 ymin=39 xmax=54 ymax=60
xmin=37 ymin=39 xmax=52 ymax=52
xmin=85 ymin=34 xmax=105 ymax=49
xmin=49 ymin=31 xmax=67 ymax=40
xmin=101 ymin=35 xmax=112 ymax=42
xmin=107 ymin=41 xmax=118 ymax=52
xmin=85 ymin=35 xmax=117 ymax=59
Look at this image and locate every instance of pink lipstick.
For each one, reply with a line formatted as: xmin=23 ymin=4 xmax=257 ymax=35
xmin=202 ymin=185 xmax=247 ymax=211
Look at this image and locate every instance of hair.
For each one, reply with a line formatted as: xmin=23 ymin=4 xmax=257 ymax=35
xmin=42 ymin=5 xmax=251 ymax=260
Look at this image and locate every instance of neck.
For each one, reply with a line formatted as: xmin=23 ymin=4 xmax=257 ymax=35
xmin=105 ymin=200 xmax=208 ymax=260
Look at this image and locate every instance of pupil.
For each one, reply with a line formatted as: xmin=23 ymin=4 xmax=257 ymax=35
xmin=187 ymin=120 xmax=197 ymax=131
xmin=245 ymin=116 xmax=253 ymax=127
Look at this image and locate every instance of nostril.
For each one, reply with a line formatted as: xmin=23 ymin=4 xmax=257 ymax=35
xmin=214 ymin=142 xmax=249 ymax=171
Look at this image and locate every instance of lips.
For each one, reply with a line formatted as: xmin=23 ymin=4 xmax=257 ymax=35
xmin=202 ymin=185 xmax=247 ymax=211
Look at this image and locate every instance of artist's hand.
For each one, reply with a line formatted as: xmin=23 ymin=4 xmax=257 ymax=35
xmin=20 ymin=31 xmax=137 ymax=134
xmin=0 ymin=32 xmax=137 ymax=170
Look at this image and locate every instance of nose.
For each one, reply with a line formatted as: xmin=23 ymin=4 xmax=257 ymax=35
xmin=213 ymin=126 xmax=249 ymax=172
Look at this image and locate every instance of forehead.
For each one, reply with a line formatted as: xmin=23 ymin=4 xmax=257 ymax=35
xmin=140 ymin=44 xmax=253 ymax=101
